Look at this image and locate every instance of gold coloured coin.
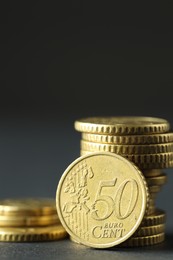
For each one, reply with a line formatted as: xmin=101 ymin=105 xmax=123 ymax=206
xmin=148 ymin=186 xmax=161 ymax=193
xmin=145 ymin=174 xmax=167 ymax=186
xmin=80 ymin=150 xmax=173 ymax=169
xmin=119 ymin=232 xmax=165 ymax=247
xmin=56 ymin=152 xmax=149 ymax=248
xmin=133 ymin=224 xmax=165 ymax=237
xmin=81 ymin=140 xmax=173 ymax=154
xmin=0 ymin=224 xmax=68 ymax=242
xmin=82 ymin=132 xmax=173 ymax=145
xmin=0 ymin=198 xmax=57 ymax=216
xmin=143 ymin=170 xmax=162 ymax=177
xmin=141 ymin=210 xmax=166 ymax=226
xmin=75 ymin=117 xmax=170 ymax=135
xmin=0 ymin=214 xmax=60 ymax=227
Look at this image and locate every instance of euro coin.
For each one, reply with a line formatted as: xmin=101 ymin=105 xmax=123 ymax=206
xmin=0 ymin=224 xmax=68 ymax=242
xmin=82 ymin=132 xmax=173 ymax=145
xmin=119 ymin=233 xmax=165 ymax=247
xmin=133 ymin=224 xmax=165 ymax=237
xmin=141 ymin=210 xmax=166 ymax=226
xmin=81 ymin=140 xmax=173 ymax=154
xmin=143 ymin=170 xmax=162 ymax=177
xmin=148 ymin=186 xmax=161 ymax=193
xmin=145 ymin=174 xmax=167 ymax=186
xmin=75 ymin=117 xmax=170 ymax=135
xmin=0 ymin=198 xmax=57 ymax=216
xmin=0 ymin=214 xmax=60 ymax=227
xmin=80 ymin=150 xmax=173 ymax=169
xmin=56 ymin=152 xmax=149 ymax=248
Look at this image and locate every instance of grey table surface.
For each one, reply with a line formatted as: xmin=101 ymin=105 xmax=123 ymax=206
xmin=0 ymin=234 xmax=172 ymax=260
xmin=0 ymin=118 xmax=173 ymax=259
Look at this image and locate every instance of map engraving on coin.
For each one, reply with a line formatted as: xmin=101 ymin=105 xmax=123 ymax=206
xmin=56 ymin=152 xmax=148 ymax=248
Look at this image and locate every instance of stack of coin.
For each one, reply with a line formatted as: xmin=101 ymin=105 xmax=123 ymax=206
xmin=0 ymin=198 xmax=68 ymax=242
xmin=74 ymin=116 xmax=173 ymax=246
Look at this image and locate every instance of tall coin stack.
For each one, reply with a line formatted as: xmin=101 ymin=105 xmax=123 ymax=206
xmin=74 ymin=117 xmax=173 ymax=246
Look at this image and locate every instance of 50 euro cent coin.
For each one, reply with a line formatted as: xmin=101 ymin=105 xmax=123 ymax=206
xmin=56 ymin=152 xmax=149 ymax=248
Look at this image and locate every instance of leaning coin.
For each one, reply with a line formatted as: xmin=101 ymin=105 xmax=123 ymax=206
xmin=0 ymin=224 xmax=68 ymax=242
xmin=75 ymin=117 xmax=170 ymax=135
xmin=56 ymin=152 xmax=149 ymax=248
xmin=0 ymin=214 xmax=60 ymax=227
xmin=0 ymin=198 xmax=57 ymax=216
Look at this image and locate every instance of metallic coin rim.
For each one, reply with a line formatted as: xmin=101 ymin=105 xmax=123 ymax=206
xmin=145 ymin=174 xmax=167 ymax=186
xmin=80 ymin=150 xmax=173 ymax=169
xmin=0 ymin=224 xmax=68 ymax=242
xmin=133 ymin=224 xmax=165 ymax=237
xmin=82 ymin=132 xmax=173 ymax=145
xmin=56 ymin=152 xmax=149 ymax=248
xmin=75 ymin=117 xmax=170 ymax=135
xmin=0 ymin=198 xmax=57 ymax=216
xmin=119 ymin=232 xmax=165 ymax=247
xmin=141 ymin=209 xmax=166 ymax=226
xmin=81 ymin=140 xmax=173 ymax=154
xmin=0 ymin=214 xmax=60 ymax=227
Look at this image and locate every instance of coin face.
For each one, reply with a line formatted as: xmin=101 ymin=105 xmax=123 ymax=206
xmin=56 ymin=152 xmax=149 ymax=248
xmin=74 ymin=117 xmax=170 ymax=135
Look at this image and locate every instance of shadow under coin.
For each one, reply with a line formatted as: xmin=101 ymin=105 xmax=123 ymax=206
xmin=105 ymin=233 xmax=173 ymax=252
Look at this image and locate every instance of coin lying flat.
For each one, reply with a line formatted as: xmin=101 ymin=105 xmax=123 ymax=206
xmin=141 ymin=210 xmax=166 ymax=226
xmin=0 ymin=224 xmax=68 ymax=242
xmin=145 ymin=174 xmax=167 ymax=186
xmin=81 ymin=140 xmax=173 ymax=154
xmin=75 ymin=117 xmax=170 ymax=135
xmin=133 ymin=224 xmax=165 ymax=237
xmin=80 ymin=150 xmax=173 ymax=169
xmin=0 ymin=214 xmax=60 ymax=227
xmin=56 ymin=152 xmax=149 ymax=248
xmin=143 ymin=170 xmax=162 ymax=177
xmin=82 ymin=132 xmax=173 ymax=145
xmin=119 ymin=233 xmax=165 ymax=247
xmin=0 ymin=198 xmax=57 ymax=216
xmin=148 ymin=186 xmax=161 ymax=193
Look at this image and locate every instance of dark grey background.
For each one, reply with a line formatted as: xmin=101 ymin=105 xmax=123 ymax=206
xmin=0 ymin=1 xmax=173 ymax=259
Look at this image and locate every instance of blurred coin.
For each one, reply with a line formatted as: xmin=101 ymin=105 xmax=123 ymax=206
xmin=119 ymin=232 xmax=165 ymax=247
xmin=75 ymin=117 xmax=170 ymax=135
xmin=82 ymin=132 xmax=173 ymax=145
xmin=81 ymin=140 xmax=173 ymax=154
xmin=0 ymin=198 xmax=57 ymax=216
xmin=0 ymin=214 xmax=60 ymax=227
xmin=145 ymin=174 xmax=167 ymax=186
xmin=0 ymin=224 xmax=67 ymax=242
xmin=141 ymin=210 xmax=166 ymax=226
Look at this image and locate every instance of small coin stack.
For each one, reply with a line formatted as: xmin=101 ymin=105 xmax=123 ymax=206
xmin=0 ymin=198 xmax=67 ymax=242
xmin=74 ymin=116 xmax=173 ymax=246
